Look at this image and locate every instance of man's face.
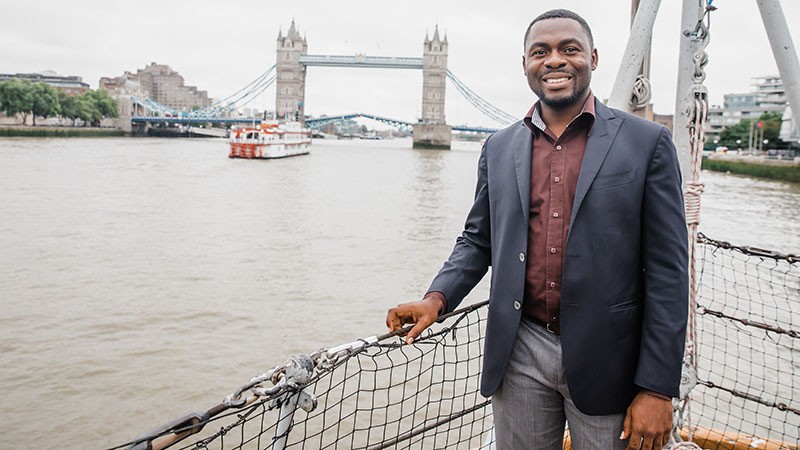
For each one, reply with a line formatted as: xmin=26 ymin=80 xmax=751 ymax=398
xmin=522 ymin=18 xmax=598 ymax=109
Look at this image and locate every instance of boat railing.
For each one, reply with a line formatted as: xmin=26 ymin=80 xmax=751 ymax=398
xmin=108 ymin=234 xmax=798 ymax=450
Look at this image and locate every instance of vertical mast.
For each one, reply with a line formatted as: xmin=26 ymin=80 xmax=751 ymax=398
xmin=756 ymin=0 xmax=800 ymax=140
xmin=608 ymin=0 xmax=661 ymax=113
xmin=674 ymin=0 xmax=706 ymax=180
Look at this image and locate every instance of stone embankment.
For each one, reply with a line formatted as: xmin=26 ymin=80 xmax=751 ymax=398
xmin=703 ymin=153 xmax=800 ymax=183
xmin=0 ymin=126 xmax=124 ymax=137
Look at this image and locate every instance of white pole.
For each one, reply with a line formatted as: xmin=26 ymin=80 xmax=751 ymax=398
xmin=756 ymin=0 xmax=800 ymax=141
xmin=608 ymin=0 xmax=662 ymax=112
xmin=272 ymin=393 xmax=299 ymax=450
xmin=673 ymin=0 xmax=706 ymax=182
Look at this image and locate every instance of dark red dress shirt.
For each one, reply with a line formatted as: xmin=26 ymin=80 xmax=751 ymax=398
xmin=522 ymin=93 xmax=596 ymax=334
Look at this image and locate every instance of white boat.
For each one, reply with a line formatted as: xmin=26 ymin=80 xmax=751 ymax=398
xmin=229 ymin=121 xmax=311 ymax=159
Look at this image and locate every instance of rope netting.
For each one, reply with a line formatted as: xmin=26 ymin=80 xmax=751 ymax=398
xmin=110 ymin=301 xmax=498 ymax=450
xmin=679 ymin=234 xmax=799 ymax=449
xmin=110 ymin=233 xmax=798 ymax=450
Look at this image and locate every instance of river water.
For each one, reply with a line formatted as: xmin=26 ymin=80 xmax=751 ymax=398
xmin=0 ymin=137 xmax=797 ymax=449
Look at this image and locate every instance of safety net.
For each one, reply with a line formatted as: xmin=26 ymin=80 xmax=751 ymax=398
xmin=109 ymin=234 xmax=798 ymax=450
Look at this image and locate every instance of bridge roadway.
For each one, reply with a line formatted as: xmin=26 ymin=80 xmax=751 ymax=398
xmin=131 ymin=114 xmax=498 ymax=134
xmin=298 ymin=54 xmax=423 ymax=69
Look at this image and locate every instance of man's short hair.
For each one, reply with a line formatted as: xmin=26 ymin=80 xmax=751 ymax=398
xmin=523 ymin=9 xmax=594 ymax=50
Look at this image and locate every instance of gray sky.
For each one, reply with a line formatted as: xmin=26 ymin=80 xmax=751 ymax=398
xmin=2 ymin=0 xmax=798 ymax=128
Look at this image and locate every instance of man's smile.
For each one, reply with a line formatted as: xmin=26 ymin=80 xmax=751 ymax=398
xmin=541 ymin=73 xmax=573 ymax=88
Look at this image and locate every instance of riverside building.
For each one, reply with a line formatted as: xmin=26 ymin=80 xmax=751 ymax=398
xmin=100 ymin=63 xmax=210 ymax=112
xmin=100 ymin=63 xmax=211 ymax=133
xmin=0 ymin=70 xmax=90 ymax=96
xmin=705 ymin=75 xmax=789 ymax=144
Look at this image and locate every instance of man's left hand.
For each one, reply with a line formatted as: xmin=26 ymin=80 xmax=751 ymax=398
xmin=621 ymin=392 xmax=673 ymax=450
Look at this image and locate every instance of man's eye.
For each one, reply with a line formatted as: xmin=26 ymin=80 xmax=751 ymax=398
xmin=564 ymin=47 xmax=578 ymax=54
xmin=532 ymin=50 xmax=547 ymax=57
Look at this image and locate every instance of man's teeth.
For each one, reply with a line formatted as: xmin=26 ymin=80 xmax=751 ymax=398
xmin=545 ymin=77 xmax=569 ymax=83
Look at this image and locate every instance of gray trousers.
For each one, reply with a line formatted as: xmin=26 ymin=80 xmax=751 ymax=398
xmin=492 ymin=317 xmax=627 ymax=450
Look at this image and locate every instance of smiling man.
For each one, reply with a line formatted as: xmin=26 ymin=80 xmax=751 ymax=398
xmin=386 ymin=9 xmax=688 ymax=450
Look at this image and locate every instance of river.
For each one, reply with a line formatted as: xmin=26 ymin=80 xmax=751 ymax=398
xmin=0 ymin=137 xmax=797 ymax=449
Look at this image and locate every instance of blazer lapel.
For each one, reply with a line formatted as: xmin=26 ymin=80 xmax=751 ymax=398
xmin=568 ymin=103 xmax=623 ymax=233
xmin=511 ymin=123 xmax=533 ymax=219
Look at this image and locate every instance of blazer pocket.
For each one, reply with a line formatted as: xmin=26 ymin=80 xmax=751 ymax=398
xmin=591 ymin=168 xmax=637 ymax=190
xmin=609 ymin=299 xmax=644 ymax=341
xmin=609 ymin=298 xmax=641 ymax=312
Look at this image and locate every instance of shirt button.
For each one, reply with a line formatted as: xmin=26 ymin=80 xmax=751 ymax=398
xmin=554 ymin=176 xmax=560 ymax=183
xmin=550 ymin=247 xmax=557 ymax=254
xmin=553 ymin=212 xmax=559 ymax=218
xmin=519 ymin=252 xmax=526 ymax=262
xmin=549 ymin=281 xmax=556 ymax=288
xmin=556 ymin=145 xmax=562 ymax=151
xmin=513 ymin=300 xmax=521 ymax=310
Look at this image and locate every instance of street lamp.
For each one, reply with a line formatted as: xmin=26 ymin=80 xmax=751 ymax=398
xmin=736 ymin=139 xmax=741 ymax=153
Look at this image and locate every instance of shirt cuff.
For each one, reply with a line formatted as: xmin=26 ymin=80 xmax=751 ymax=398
xmin=424 ymin=291 xmax=447 ymax=314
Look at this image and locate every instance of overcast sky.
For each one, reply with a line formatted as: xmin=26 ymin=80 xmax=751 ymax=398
xmin=2 ymin=0 xmax=798 ymax=128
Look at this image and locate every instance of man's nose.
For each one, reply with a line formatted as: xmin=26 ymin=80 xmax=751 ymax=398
xmin=544 ymin=52 xmax=567 ymax=69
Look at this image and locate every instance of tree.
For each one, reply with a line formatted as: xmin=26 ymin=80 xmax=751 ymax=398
xmin=75 ymin=94 xmax=99 ymax=126
xmin=57 ymin=90 xmax=118 ymax=127
xmin=86 ymin=89 xmax=117 ymax=119
xmin=0 ymin=79 xmax=34 ymax=124
xmin=718 ymin=112 xmax=786 ymax=150
xmin=58 ymin=91 xmax=81 ymax=125
xmin=30 ymin=82 xmax=60 ymax=125
xmin=718 ymin=119 xmax=753 ymax=149
xmin=758 ymin=111 xmax=783 ymax=148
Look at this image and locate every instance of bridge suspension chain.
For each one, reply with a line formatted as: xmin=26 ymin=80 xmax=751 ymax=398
xmin=134 ymin=65 xmax=278 ymax=119
xmin=202 ymin=74 xmax=276 ymax=116
xmin=193 ymin=65 xmax=277 ymax=117
xmin=446 ymin=70 xmax=517 ymax=125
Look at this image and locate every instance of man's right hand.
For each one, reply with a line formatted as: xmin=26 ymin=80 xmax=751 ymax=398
xmin=385 ymin=295 xmax=444 ymax=345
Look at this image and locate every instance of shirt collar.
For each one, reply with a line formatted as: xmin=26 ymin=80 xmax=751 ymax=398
xmin=523 ymin=91 xmax=596 ymax=136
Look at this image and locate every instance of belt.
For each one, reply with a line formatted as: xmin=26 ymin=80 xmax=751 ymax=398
xmin=524 ymin=315 xmax=559 ymax=335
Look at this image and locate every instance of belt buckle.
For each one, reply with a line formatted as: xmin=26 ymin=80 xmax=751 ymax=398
xmin=546 ymin=323 xmax=556 ymax=334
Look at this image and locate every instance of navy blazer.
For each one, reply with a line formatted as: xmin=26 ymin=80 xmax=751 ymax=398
xmin=428 ymin=100 xmax=689 ymax=415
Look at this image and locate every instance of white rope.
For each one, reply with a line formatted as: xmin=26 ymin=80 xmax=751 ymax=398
xmin=677 ymin=3 xmax=714 ymax=447
xmin=631 ymin=75 xmax=652 ymax=110
xmin=685 ymin=97 xmax=707 ymax=227
xmin=671 ymin=442 xmax=704 ymax=449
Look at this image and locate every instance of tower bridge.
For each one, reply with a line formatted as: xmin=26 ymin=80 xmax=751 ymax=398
xmin=277 ymin=20 xmax=452 ymax=148
xmin=128 ymin=20 xmax=516 ymax=148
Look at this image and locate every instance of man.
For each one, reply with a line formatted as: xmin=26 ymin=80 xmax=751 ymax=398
xmin=386 ymin=9 xmax=688 ymax=450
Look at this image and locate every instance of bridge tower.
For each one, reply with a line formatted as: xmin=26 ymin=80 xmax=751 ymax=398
xmin=413 ymin=26 xmax=452 ymax=149
xmin=276 ymin=20 xmax=308 ymax=124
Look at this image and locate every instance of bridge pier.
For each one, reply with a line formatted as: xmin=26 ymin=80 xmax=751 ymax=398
xmin=412 ymin=124 xmax=452 ymax=149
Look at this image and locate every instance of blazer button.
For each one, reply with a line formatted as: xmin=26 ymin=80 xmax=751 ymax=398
xmin=518 ymin=252 xmax=526 ymax=262
xmin=513 ymin=300 xmax=521 ymax=310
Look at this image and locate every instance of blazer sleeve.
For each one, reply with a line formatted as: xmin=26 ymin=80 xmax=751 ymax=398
xmin=427 ymin=143 xmax=492 ymax=313
xmin=635 ymin=127 xmax=690 ymax=398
